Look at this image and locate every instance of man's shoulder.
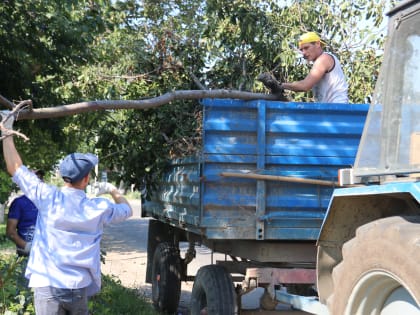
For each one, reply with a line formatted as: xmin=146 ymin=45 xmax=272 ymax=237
xmin=314 ymin=52 xmax=336 ymax=73
xmin=10 ymin=194 xmax=35 ymax=208
xmin=319 ymin=52 xmax=336 ymax=62
xmin=11 ymin=194 xmax=28 ymax=204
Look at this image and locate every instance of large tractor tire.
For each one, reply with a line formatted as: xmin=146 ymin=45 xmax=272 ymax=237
xmin=151 ymin=242 xmax=181 ymax=313
xmin=190 ymin=265 xmax=236 ymax=315
xmin=328 ymin=216 xmax=420 ymax=315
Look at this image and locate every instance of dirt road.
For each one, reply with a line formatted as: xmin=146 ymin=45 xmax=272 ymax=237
xmin=101 ymin=200 xmax=310 ymax=314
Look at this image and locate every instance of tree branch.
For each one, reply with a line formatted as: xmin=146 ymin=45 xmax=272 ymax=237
xmin=189 ymin=72 xmax=208 ymax=90
xmin=2 ymin=89 xmax=287 ymax=120
xmin=0 ymin=100 xmax=32 ymax=141
xmin=0 ymin=94 xmax=16 ymax=110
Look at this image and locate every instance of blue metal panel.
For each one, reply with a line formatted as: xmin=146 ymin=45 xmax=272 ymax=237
xmin=143 ymin=99 xmax=369 ymax=241
xmin=200 ymin=99 xmax=368 ymax=240
xmin=144 ymin=156 xmax=202 ymax=227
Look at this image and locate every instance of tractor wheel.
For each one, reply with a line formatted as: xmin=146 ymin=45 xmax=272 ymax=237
xmin=151 ymin=242 xmax=181 ymax=313
xmin=328 ymin=216 xmax=420 ymax=315
xmin=190 ymin=265 xmax=236 ymax=315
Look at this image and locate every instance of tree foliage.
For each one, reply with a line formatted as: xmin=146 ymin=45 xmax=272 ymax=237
xmin=0 ymin=0 xmax=399 ymax=200
xmin=0 ymin=0 xmax=119 ymax=200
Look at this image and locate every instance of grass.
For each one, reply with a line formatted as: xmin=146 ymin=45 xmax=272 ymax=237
xmin=90 ymin=275 xmax=159 ymax=315
xmin=0 ymin=224 xmax=14 ymax=252
xmin=0 ymin=222 xmax=160 ymax=315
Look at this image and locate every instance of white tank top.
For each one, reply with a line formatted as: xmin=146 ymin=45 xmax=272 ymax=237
xmin=312 ymin=53 xmax=348 ymax=103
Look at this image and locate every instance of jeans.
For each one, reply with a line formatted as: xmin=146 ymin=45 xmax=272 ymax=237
xmin=34 ymin=286 xmax=88 ymax=315
xmin=15 ymin=256 xmax=29 ymax=289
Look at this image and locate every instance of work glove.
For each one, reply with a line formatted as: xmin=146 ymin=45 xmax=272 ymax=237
xmin=17 ymin=242 xmax=32 ymax=256
xmin=96 ymin=182 xmax=118 ymax=196
xmin=0 ymin=110 xmax=14 ymax=136
xmin=257 ymin=72 xmax=284 ymax=94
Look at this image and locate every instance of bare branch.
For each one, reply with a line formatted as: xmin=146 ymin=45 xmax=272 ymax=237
xmin=0 ymin=94 xmax=16 ymax=109
xmin=0 ymin=100 xmax=32 ymax=141
xmin=189 ymin=72 xmax=207 ymax=90
xmin=0 ymin=128 xmax=30 ymax=142
xmin=5 ymin=89 xmax=287 ymax=120
xmin=98 ymin=73 xmax=148 ymax=81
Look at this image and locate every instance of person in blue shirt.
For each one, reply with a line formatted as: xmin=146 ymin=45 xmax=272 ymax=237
xmin=1 ymin=110 xmax=133 ymax=315
xmin=7 ymin=169 xmax=44 ymax=257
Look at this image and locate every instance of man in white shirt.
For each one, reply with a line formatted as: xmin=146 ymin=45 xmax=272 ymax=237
xmin=1 ymin=111 xmax=132 ymax=315
xmin=259 ymin=32 xmax=349 ymax=103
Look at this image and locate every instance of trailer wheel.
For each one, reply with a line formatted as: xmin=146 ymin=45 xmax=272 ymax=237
xmin=151 ymin=242 xmax=181 ymax=313
xmin=190 ymin=265 xmax=236 ymax=315
xmin=329 ymin=216 xmax=420 ymax=314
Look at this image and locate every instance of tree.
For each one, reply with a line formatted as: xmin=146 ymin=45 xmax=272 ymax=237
xmin=202 ymin=0 xmax=397 ymax=102
xmin=0 ymin=0 xmax=126 ymax=201
xmin=0 ymin=0 xmax=164 ymax=199
xmin=0 ymin=0 xmax=398 ymax=201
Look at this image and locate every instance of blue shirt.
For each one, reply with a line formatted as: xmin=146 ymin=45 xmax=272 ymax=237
xmin=8 ymin=195 xmax=38 ymax=245
xmin=13 ymin=165 xmax=132 ymax=296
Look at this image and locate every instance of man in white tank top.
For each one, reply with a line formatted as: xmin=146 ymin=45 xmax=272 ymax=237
xmin=259 ymin=32 xmax=348 ymax=103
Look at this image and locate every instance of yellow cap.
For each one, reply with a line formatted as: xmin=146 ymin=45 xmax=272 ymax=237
xmin=298 ymin=32 xmax=326 ymax=47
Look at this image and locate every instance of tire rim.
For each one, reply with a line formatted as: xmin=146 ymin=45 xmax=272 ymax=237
xmin=345 ymin=270 xmax=420 ymax=315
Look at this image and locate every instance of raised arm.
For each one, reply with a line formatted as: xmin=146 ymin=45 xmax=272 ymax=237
xmin=1 ymin=112 xmax=22 ymax=176
xmin=96 ymin=182 xmax=133 ymax=215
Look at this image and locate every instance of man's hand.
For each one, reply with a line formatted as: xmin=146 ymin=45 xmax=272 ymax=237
xmin=0 ymin=110 xmax=14 ymax=136
xmin=17 ymin=241 xmax=32 ymax=256
xmin=96 ymin=182 xmax=118 ymax=196
xmin=257 ymin=72 xmax=284 ymax=94
xmin=23 ymin=241 xmax=32 ymax=254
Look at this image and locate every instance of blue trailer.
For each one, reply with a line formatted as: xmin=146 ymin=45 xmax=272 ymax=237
xmin=142 ymin=98 xmax=368 ymax=314
xmin=143 ymin=2 xmax=420 ymax=313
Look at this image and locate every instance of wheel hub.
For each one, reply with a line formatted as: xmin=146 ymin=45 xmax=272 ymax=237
xmin=346 ymin=270 xmax=420 ymax=315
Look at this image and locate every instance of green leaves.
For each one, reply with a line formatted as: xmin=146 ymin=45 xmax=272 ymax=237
xmin=0 ymin=171 xmax=12 ymax=204
xmin=0 ymin=251 xmax=157 ymax=315
xmin=0 ymin=255 xmax=34 ymax=314
xmin=0 ymin=0 xmax=398 ymax=195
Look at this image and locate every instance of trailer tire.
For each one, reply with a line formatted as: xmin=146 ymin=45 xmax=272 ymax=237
xmin=328 ymin=216 xmax=420 ymax=314
xmin=190 ymin=265 xmax=236 ymax=315
xmin=151 ymin=242 xmax=181 ymax=313
xmin=146 ymin=219 xmax=168 ymax=283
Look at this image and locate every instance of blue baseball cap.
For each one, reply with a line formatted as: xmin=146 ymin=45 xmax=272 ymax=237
xmin=59 ymin=153 xmax=98 ymax=183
